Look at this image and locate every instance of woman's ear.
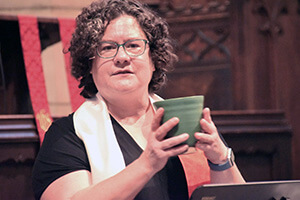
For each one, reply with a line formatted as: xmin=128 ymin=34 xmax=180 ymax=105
xmin=151 ymin=63 xmax=155 ymax=72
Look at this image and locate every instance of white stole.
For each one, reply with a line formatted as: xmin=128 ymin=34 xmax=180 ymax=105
xmin=73 ymin=93 xmax=162 ymax=184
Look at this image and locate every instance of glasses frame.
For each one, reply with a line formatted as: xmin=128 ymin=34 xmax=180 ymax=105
xmin=95 ymin=39 xmax=149 ymax=59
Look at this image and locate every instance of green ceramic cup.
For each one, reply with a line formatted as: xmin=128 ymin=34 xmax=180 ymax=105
xmin=153 ymin=95 xmax=204 ymax=147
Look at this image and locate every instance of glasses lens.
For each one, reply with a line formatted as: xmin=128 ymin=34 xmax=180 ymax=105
xmin=97 ymin=42 xmax=118 ymax=58
xmin=124 ymin=40 xmax=146 ymax=56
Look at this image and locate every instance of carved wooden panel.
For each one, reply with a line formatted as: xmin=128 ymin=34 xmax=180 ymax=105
xmin=155 ymin=0 xmax=233 ymax=110
xmin=230 ymin=0 xmax=300 ymax=179
xmin=157 ymin=0 xmax=230 ymax=19
xmin=213 ymin=110 xmax=293 ymax=181
xmin=0 ymin=115 xmax=39 ymax=200
xmin=252 ymin=0 xmax=288 ymax=36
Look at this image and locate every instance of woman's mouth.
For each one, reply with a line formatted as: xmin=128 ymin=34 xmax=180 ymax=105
xmin=112 ymin=70 xmax=133 ymax=75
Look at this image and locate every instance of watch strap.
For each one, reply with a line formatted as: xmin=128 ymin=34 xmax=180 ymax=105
xmin=207 ymin=148 xmax=234 ymax=171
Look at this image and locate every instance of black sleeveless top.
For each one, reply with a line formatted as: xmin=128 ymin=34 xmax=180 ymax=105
xmin=32 ymin=114 xmax=188 ymax=200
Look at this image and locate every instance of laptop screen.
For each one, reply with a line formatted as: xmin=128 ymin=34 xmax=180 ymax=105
xmin=190 ymin=180 xmax=300 ymax=200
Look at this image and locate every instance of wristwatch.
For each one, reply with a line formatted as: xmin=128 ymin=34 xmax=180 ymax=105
xmin=207 ymin=148 xmax=235 ymax=171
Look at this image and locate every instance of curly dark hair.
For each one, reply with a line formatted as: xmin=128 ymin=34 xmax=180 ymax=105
xmin=69 ymin=0 xmax=178 ymax=98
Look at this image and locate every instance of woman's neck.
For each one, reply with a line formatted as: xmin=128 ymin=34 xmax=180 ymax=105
xmin=103 ymin=92 xmax=152 ymax=124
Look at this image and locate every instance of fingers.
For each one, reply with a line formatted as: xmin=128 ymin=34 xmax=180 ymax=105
xmin=195 ymin=131 xmax=215 ymax=152
xmin=195 ymin=142 xmax=212 ymax=152
xmin=152 ymin=107 xmax=180 ymax=141
xmin=166 ymin=143 xmax=189 ymax=156
xmin=160 ymin=133 xmax=189 ymax=150
xmin=195 ymin=132 xmax=213 ymax=144
xmin=150 ymin=106 xmax=188 ymax=155
xmin=158 ymin=134 xmax=189 ymax=158
xmin=195 ymin=107 xmax=229 ymax=163
xmin=142 ymin=134 xmax=189 ymax=172
xmin=202 ymin=107 xmax=212 ymax=123
xmin=156 ymin=117 xmax=180 ymax=141
xmin=152 ymin=107 xmax=164 ymax=130
xmin=200 ymin=107 xmax=217 ymax=134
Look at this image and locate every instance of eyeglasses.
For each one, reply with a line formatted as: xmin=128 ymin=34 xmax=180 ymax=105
xmin=96 ymin=39 xmax=149 ymax=59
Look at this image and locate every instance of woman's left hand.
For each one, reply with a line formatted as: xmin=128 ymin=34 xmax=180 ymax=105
xmin=195 ymin=107 xmax=228 ymax=164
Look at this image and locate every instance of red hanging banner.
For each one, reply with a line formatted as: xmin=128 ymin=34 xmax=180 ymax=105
xmin=18 ymin=15 xmax=52 ymax=144
xmin=58 ymin=18 xmax=84 ymax=111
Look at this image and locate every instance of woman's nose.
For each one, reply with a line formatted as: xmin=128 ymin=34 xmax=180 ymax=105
xmin=113 ymin=46 xmax=130 ymax=66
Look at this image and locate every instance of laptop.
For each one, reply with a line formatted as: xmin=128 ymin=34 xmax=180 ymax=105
xmin=190 ymin=180 xmax=300 ymax=200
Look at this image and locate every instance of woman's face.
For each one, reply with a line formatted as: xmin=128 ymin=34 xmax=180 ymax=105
xmin=91 ymin=15 xmax=155 ymax=98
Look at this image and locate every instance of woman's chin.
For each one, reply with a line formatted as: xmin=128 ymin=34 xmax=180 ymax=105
xmin=112 ymin=84 xmax=139 ymax=93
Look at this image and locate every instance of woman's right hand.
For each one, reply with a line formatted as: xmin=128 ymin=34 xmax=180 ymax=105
xmin=140 ymin=107 xmax=189 ymax=174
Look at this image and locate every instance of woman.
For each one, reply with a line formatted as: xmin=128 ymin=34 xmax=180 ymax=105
xmin=32 ymin=0 xmax=245 ymax=199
